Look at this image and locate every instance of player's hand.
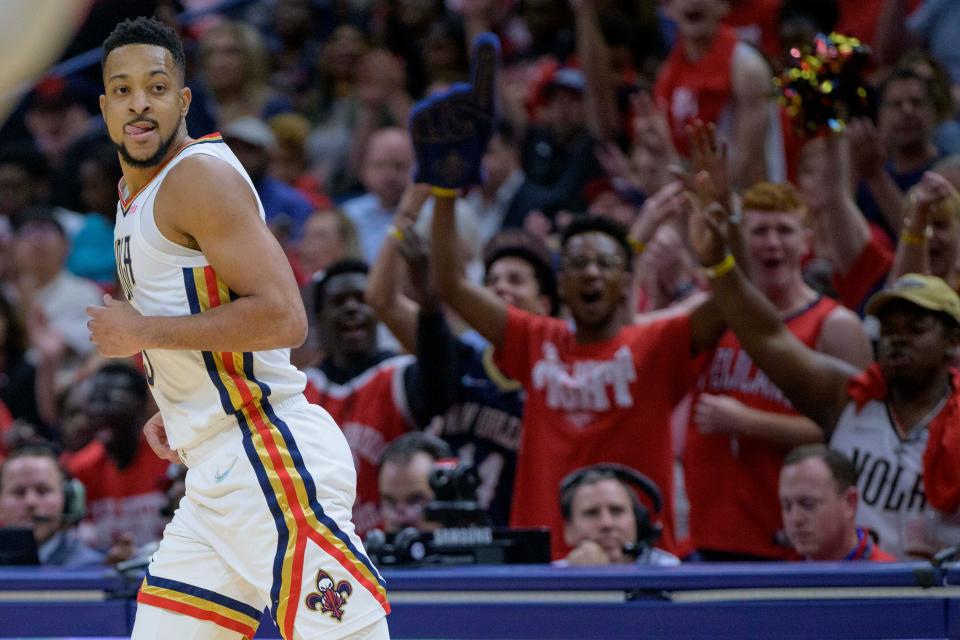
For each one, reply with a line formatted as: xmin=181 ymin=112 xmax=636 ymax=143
xmin=143 ymin=411 xmax=182 ymax=464
xmin=695 ymin=393 xmax=747 ymax=436
xmin=86 ymin=294 xmax=146 ymax=357
xmin=565 ymin=540 xmax=610 ymax=566
xmin=409 ymin=33 xmax=499 ymax=189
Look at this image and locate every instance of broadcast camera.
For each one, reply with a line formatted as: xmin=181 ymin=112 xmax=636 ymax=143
xmin=366 ymin=460 xmax=550 ymax=567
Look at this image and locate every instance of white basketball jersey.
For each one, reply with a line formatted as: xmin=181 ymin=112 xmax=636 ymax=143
xmin=831 ymin=398 xmax=960 ymax=559
xmin=114 ymin=134 xmax=306 ymax=451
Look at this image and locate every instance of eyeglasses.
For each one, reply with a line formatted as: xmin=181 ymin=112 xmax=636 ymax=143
xmin=561 ymin=253 xmax=625 ymax=273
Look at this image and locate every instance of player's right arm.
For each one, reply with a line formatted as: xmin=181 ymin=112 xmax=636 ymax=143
xmin=431 ymin=193 xmax=509 ymax=349
xmin=688 ymin=194 xmax=859 ymax=432
xmin=148 ymin=154 xmax=308 ymax=352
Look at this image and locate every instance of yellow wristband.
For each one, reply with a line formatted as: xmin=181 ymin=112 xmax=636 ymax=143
xmin=431 ymin=186 xmax=458 ymax=199
xmin=387 ymin=225 xmax=405 ymax=241
xmin=900 ymin=229 xmax=927 ymax=246
xmin=628 ymin=238 xmax=646 ymax=255
xmin=704 ymin=254 xmax=736 ymax=279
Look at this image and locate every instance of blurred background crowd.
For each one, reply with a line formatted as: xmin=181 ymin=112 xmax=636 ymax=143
xmin=1 ymin=0 xmax=959 ymax=570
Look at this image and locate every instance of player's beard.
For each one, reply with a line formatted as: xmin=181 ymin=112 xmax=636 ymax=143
xmin=114 ymin=120 xmax=181 ymax=169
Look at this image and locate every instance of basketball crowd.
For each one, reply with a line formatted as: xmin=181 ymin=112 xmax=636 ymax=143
xmin=0 ymin=0 xmax=958 ymax=569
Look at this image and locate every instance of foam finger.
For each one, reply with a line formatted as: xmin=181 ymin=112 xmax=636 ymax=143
xmin=469 ymin=32 xmax=500 ymax=112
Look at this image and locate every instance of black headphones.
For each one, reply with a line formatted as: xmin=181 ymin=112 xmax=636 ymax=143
xmin=61 ymin=474 xmax=86 ymax=526
xmin=559 ymin=463 xmax=663 ymax=550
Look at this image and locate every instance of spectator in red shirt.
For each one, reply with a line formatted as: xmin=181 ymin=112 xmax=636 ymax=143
xmin=432 ymin=202 xmax=725 ymax=559
xmin=656 ymin=0 xmax=775 ymax=190
xmin=67 ymin=363 xmax=169 ymax=551
xmin=780 ymin=444 xmax=896 ymax=562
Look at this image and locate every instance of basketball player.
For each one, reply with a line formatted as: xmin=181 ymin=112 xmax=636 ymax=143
xmin=86 ymin=18 xmax=389 ymax=639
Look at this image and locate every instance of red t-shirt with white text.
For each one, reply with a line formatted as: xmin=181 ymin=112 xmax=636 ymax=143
xmin=495 ymin=307 xmax=698 ymax=558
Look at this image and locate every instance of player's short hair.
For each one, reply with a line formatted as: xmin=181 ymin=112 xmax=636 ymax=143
xmin=783 ymin=444 xmax=857 ymax=495
xmin=559 ymin=215 xmax=633 ymax=272
xmin=102 ymin=17 xmax=186 ymax=82
xmin=378 ymin=432 xmax=452 ymax=469
xmin=742 ymin=182 xmax=808 ymax=221
xmin=483 ymin=229 xmax=560 ymax=316
xmin=314 ymin=258 xmax=369 ymax=314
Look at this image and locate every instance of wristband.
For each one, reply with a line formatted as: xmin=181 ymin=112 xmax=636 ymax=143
xmin=704 ymin=254 xmax=736 ymax=279
xmin=628 ymin=238 xmax=646 ymax=255
xmin=387 ymin=225 xmax=405 ymax=242
xmin=900 ymin=229 xmax=926 ymax=246
xmin=431 ymin=186 xmax=458 ymax=199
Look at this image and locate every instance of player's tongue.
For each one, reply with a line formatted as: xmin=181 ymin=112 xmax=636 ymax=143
xmin=125 ymin=122 xmax=155 ymax=135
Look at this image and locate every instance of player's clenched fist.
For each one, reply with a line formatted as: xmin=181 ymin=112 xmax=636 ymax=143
xmin=86 ymin=293 xmax=146 ymax=357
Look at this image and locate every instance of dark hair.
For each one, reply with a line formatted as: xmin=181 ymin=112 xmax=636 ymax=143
xmin=899 ymin=50 xmax=956 ymax=121
xmin=777 ymin=0 xmax=839 ymax=34
xmin=314 ymin=258 xmax=369 ymax=314
xmin=102 ymin=17 xmax=186 ymax=81
xmin=378 ymin=432 xmax=452 ymax=469
xmin=11 ymin=206 xmax=65 ymax=237
xmin=483 ymin=229 xmax=560 ymax=316
xmin=559 ymin=215 xmax=633 ymax=272
xmin=493 ymin=120 xmax=518 ymax=147
xmin=0 ymin=442 xmax=65 ymax=492
xmin=879 ymin=67 xmax=937 ymax=110
xmin=94 ymin=362 xmax=149 ymax=402
xmin=0 ymin=293 xmax=27 ymax=370
xmin=783 ymin=444 xmax=857 ymax=493
xmin=0 ymin=143 xmax=51 ymax=182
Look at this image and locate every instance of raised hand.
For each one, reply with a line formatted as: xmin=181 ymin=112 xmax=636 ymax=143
xmin=397 ymin=228 xmax=432 ymax=302
xmin=685 ymin=120 xmax=731 ymax=211
xmin=687 ymin=172 xmax=731 ymax=267
xmin=409 ymin=33 xmax=500 ymax=189
xmin=629 ymin=180 xmax=690 ymax=249
xmin=845 ymin=117 xmax=885 ymax=180
xmin=595 ymin=142 xmax=642 ymax=191
xmin=911 ymin=171 xmax=958 ymax=212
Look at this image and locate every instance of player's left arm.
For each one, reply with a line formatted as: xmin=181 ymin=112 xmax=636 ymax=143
xmin=88 ymin=155 xmax=307 ymax=356
xmin=730 ymin=43 xmax=771 ymax=191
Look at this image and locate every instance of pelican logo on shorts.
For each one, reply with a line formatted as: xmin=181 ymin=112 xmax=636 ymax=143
xmin=304 ymin=569 xmax=352 ymax=621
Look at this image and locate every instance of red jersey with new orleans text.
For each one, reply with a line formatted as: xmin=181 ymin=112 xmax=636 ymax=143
xmin=304 ymin=356 xmax=414 ymax=536
xmin=495 ymin=307 xmax=699 ymax=559
xmin=655 ymin=25 xmax=739 ymax=157
xmin=685 ymin=296 xmax=838 ymax=558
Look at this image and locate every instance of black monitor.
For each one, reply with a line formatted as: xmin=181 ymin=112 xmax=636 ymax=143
xmin=0 ymin=527 xmax=40 ymax=565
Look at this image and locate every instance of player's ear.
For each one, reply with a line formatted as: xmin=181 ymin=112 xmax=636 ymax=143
xmin=179 ymin=86 xmax=192 ymax=119
xmin=99 ymin=94 xmax=105 ymax=118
